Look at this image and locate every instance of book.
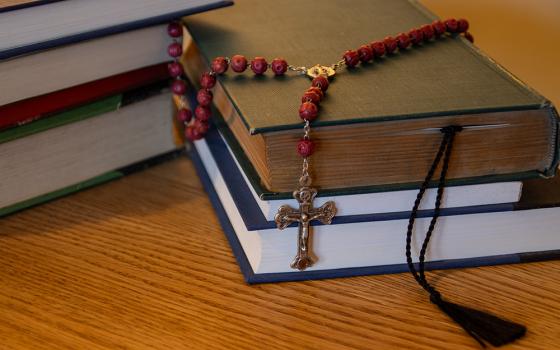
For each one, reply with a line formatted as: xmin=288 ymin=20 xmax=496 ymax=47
xmin=201 ymin=125 xmax=522 ymax=225
xmin=0 ymin=63 xmax=169 ymax=131
xmin=0 ymin=149 xmax=184 ymax=217
xmin=0 ymin=0 xmax=233 ymax=60
xmin=181 ymin=0 xmax=559 ymax=195
xmin=191 ymin=126 xmax=560 ymax=283
xmin=0 ymin=84 xmax=177 ymax=214
xmin=0 ymin=25 xmax=173 ymax=106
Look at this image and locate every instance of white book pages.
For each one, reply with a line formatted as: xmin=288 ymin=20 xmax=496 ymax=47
xmin=0 ymin=93 xmax=176 ymax=208
xmin=219 ymin=131 xmax=522 ymax=220
xmin=195 ymin=138 xmax=560 ymax=275
xmin=0 ymin=25 xmax=169 ymax=105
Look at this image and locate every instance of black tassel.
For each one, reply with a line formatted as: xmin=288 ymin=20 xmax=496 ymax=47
xmin=405 ymin=126 xmax=526 ymax=347
xmin=430 ymin=293 xmax=526 ymax=348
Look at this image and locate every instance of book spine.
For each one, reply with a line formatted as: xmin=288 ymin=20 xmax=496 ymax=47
xmin=542 ymin=104 xmax=560 ymax=177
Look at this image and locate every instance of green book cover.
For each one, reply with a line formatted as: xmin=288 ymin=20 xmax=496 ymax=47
xmin=183 ymin=0 xmax=559 ymax=198
xmin=184 ymin=0 xmax=556 ymax=133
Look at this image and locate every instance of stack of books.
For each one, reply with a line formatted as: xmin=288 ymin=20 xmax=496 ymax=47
xmin=178 ymin=0 xmax=560 ymax=283
xmin=0 ymin=0 xmax=232 ymax=216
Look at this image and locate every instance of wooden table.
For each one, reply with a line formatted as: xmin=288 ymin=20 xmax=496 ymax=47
xmin=1 ymin=1 xmax=559 ymax=349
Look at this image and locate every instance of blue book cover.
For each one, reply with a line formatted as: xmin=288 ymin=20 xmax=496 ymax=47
xmin=190 ymin=128 xmax=560 ymax=284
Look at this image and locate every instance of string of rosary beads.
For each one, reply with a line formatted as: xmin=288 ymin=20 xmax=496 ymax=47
xmin=166 ymin=18 xmax=472 ymax=168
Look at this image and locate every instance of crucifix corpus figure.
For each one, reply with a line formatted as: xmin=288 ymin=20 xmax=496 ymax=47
xmin=274 ymin=172 xmax=337 ymax=270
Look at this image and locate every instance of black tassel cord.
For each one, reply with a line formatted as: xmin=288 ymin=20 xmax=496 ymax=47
xmin=405 ymin=125 xmax=526 ymax=347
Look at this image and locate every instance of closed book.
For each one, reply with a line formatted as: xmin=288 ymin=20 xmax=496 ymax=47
xmin=191 ymin=126 xmax=560 ymax=283
xmin=0 ymin=0 xmax=232 ymax=60
xmin=181 ymin=0 xmax=559 ymax=196
xmin=0 ymin=25 xmax=171 ymax=106
xmin=0 ymin=83 xmax=177 ymax=215
xmin=201 ymin=125 xmax=522 ymax=227
xmin=0 ymin=63 xmax=169 ymax=131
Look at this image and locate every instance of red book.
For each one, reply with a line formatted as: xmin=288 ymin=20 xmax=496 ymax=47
xmin=0 ymin=62 xmax=170 ymax=130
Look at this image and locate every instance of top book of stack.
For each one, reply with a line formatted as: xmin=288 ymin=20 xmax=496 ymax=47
xmin=181 ymin=0 xmax=559 ymax=198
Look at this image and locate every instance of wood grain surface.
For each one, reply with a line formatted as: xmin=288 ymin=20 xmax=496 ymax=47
xmin=1 ymin=159 xmax=560 ymax=350
xmin=1 ymin=1 xmax=560 ymax=349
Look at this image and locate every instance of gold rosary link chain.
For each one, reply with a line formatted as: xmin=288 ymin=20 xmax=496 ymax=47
xmin=299 ymin=157 xmax=312 ymax=187
xmin=299 ymin=119 xmax=312 ymax=187
xmin=288 ymin=64 xmax=308 ymax=75
xmin=330 ymin=59 xmax=347 ymax=71
xmin=303 ymin=120 xmax=311 ymax=140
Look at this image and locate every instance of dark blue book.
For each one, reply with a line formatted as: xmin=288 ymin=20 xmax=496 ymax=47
xmin=190 ymin=126 xmax=560 ymax=283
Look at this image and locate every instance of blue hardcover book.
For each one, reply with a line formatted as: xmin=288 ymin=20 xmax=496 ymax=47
xmin=0 ymin=0 xmax=233 ymax=60
xmin=190 ymin=126 xmax=560 ymax=283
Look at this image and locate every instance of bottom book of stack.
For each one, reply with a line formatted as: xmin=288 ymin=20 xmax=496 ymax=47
xmin=191 ymin=126 xmax=560 ymax=283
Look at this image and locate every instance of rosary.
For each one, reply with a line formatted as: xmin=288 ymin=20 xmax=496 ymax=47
xmin=166 ymin=18 xmax=528 ymax=347
xmin=167 ymin=17 xmax=473 ymax=271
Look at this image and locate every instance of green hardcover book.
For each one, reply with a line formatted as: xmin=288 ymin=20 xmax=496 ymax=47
xmin=181 ymin=0 xmax=559 ymax=199
xmin=0 ymin=82 xmax=178 ymax=215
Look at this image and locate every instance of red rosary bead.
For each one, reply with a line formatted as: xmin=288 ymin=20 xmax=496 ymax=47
xmin=297 ymin=139 xmax=315 ymax=157
xmin=171 ymin=80 xmax=186 ymax=95
xmin=457 ymin=18 xmax=469 ymax=33
xmin=358 ymin=45 xmax=373 ymax=63
xmin=177 ymin=108 xmax=192 ymax=123
xmin=167 ymin=22 xmax=182 ymax=38
xmin=194 ymin=120 xmax=209 ymax=135
xmin=185 ymin=125 xmax=202 ymax=141
xmin=167 ymin=42 xmax=182 ymax=57
xmin=432 ymin=20 xmax=446 ymax=37
xmin=302 ymin=90 xmax=321 ymax=105
xmin=168 ymin=62 xmax=183 ymax=78
xmin=271 ymin=58 xmax=288 ymax=75
xmin=195 ymin=105 xmax=211 ymax=121
xmin=230 ymin=55 xmax=248 ymax=72
xmin=250 ymin=57 xmax=268 ymax=75
xmin=306 ymin=86 xmax=324 ymax=100
xmin=408 ymin=28 xmax=423 ymax=45
xmin=196 ymin=89 xmax=213 ymax=106
xmin=211 ymin=57 xmax=228 ymax=74
xmin=299 ymin=102 xmax=318 ymax=121
xmin=371 ymin=41 xmax=386 ymax=57
xmin=420 ymin=24 xmax=435 ymax=41
xmin=444 ymin=18 xmax=459 ymax=33
xmin=396 ymin=33 xmax=411 ymax=50
xmin=383 ymin=36 xmax=398 ymax=54
xmin=200 ymin=72 xmax=216 ymax=89
xmin=311 ymin=76 xmax=329 ymax=92
xmin=343 ymin=50 xmax=360 ymax=67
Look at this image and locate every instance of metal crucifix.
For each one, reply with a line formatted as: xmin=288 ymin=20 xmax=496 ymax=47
xmin=274 ymin=171 xmax=337 ymax=271
xmin=273 ymin=67 xmax=340 ymax=271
